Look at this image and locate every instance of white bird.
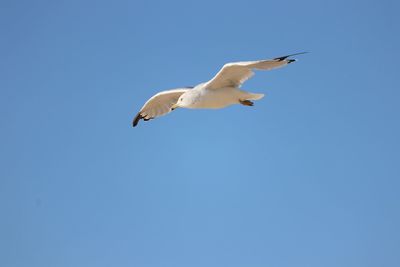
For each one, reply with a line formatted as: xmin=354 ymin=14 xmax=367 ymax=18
xmin=132 ymin=52 xmax=305 ymax=127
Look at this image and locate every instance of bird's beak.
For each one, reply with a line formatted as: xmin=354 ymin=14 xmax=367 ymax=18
xmin=171 ymin=103 xmax=179 ymax=111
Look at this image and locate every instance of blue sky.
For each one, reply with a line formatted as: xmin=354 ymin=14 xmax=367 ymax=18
xmin=1 ymin=0 xmax=400 ymax=266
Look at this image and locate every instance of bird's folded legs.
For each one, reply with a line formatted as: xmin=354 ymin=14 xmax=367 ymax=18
xmin=239 ymin=100 xmax=254 ymax=106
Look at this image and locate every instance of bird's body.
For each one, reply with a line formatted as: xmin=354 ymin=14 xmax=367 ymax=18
xmin=132 ymin=52 xmax=305 ymax=127
xmin=179 ymin=84 xmax=263 ymax=109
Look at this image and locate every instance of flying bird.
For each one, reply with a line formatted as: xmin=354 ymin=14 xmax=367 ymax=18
xmin=132 ymin=52 xmax=306 ymax=127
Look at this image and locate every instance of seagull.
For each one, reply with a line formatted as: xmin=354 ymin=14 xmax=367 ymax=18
xmin=132 ymin=52 xmax=306 ymax=127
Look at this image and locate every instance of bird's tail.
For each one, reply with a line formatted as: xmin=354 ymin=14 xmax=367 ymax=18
xmin=247 ymin=93 xmax=265 ymax=100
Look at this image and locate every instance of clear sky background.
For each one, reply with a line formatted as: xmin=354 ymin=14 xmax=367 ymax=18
xmin=1 ymin=0 xmax=400 ymax=266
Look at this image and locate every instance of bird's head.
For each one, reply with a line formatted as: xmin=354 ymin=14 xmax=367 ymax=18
xmin=171 ymin=91 xmax=196 ymax=110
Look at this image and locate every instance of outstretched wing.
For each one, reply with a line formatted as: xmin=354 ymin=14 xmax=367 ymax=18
xmin=132 ymin=88 xmax=189 ymax=127
xmin=205 ymin=52 xmax=306 ymax=90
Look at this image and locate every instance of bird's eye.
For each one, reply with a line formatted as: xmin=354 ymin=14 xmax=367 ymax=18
xmin=180 ymin=98 xmax=183 ymax=101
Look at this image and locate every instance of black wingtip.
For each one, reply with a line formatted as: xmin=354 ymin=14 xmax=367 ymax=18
xmin=132 ymin=113 xmax=143 ymax=127
xmin=274 ymin=51 xmax=309 ymax=61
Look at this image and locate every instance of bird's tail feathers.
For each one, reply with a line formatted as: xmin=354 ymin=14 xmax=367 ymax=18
xmin=247 ymin=93 xmax=265 ymax=100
